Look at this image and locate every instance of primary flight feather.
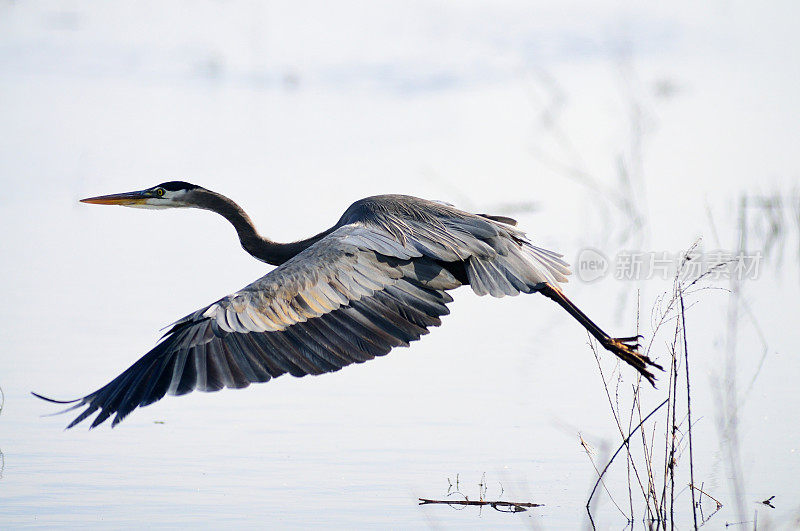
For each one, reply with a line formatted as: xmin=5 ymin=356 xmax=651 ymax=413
xmin=34 ymin=182 xmax=661 ymax=428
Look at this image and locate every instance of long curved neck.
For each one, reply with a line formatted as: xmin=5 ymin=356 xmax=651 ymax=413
xmin=197 ymin=190 xmax=335 ymax=266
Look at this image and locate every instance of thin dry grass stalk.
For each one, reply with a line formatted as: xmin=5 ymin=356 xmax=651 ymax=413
xmin=583 ymin=242 xmax=724 ymax=530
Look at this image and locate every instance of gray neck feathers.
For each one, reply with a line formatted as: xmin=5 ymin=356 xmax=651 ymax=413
xmin=195 ymin=190 xmax=334 ymax=266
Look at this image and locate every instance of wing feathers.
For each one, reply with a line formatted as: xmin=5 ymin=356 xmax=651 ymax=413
xmin=248 ymin=333 xmax=307 ymax=377
xmin=169 ymin=348 xmax=196 ymax=396
xmin=224 ymin=334 xmax=273 ymax=383
xmin=39 ymin=197 xmax=575 ymax=428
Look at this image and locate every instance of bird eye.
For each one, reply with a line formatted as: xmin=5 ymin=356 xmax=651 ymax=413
xmin=156 ymin=188 xmax=165 ymax=197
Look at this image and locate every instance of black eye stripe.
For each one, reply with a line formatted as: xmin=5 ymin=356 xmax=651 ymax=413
xmin=157 ymin=181 xmax=198 ymax=192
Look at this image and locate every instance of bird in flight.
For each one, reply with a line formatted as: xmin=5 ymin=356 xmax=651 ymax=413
xmin=35 ymin=182 xmax=661 ymax=428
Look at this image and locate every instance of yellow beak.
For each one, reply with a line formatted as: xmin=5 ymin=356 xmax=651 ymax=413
xmin=80 ymin=190 xmax=150 ymax=206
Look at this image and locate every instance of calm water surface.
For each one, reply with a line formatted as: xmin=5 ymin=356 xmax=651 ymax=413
xmin=2 ymin=1 xmax=800 ymax=528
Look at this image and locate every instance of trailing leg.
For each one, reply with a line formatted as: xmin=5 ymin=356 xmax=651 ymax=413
xmin=538 ymin=283 xmax=662 ymax=386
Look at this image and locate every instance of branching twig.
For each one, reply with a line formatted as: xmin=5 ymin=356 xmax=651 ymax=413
xmin=581 ymin=433 xmax=629 ymax=520
xmin=418 ymin=498 xmax=542 ymax=513
xmin=589 ymin=343 xmax=650 ymax=514
xmin=689 ymin=483 xmax=723 ymax=510
xmin=587 ymin=398 xmax=669 ymax=513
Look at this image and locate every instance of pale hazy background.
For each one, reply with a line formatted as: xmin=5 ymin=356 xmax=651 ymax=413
xmin=1 ymin=1 xmax=799 ymax=528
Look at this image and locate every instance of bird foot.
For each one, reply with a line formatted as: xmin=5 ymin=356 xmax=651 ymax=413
xmin=600 ymin=335 xmax=663 ymax=387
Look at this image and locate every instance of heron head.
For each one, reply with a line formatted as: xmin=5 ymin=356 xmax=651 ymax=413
xmin=80 ymin=181 xmax=205 ymax=209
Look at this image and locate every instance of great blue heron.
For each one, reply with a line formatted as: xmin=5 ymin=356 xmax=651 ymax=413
xmin=35 ymin=182 xmax=661 ymax=428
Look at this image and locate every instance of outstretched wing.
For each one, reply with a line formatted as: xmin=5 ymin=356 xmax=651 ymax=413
xmin=37 ymin=200 xmax=572 ymax=429
xmin=36 ymin=224 xmax=465 ymax=428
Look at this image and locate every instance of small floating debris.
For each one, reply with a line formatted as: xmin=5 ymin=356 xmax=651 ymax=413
xmin=418 ymin=498 xmax=543 ymax=513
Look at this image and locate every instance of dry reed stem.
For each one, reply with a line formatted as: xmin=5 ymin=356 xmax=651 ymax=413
xmin=585 ymin=242 xmax=723 ymax=530
xmin=586 ymin=398 xmax=669 ymax=515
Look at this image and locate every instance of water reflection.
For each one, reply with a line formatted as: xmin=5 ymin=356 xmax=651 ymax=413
xmin=2 ymin=1 xmax=800 ymax=528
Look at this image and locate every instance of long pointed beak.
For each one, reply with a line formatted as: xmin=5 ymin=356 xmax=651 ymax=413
xmin=80 ymin=190 xmax=150 ymax=206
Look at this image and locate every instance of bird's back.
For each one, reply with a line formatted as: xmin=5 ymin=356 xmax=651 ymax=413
xmin=335 ymin=194 xmax=571 ymax=295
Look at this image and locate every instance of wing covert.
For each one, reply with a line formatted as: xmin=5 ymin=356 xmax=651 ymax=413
xmin=38 ymin=224 xmax=460 ymax=428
